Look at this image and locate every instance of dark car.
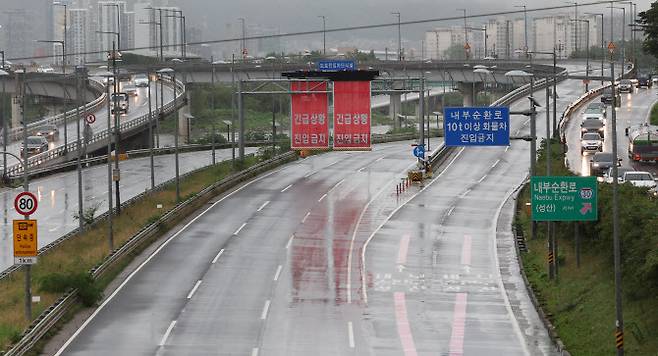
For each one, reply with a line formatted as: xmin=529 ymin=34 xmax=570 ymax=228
xmin=589 ymin=152 xmax=620 ymax=176
xmin=637 ymin=75 xmax=652 ymax=88
xmin=20 ymin=136 xmax=49 ymax=158
xmin=601 ymin=88 xmax=620 ymax=106
xmin=581 ymin=118 xmax=605 ymax=138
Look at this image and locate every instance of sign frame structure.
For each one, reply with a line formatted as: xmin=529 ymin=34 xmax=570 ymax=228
xmin=290 ymin=81 xmax=330 ymax=150
xmin=333 ymin=81 xmax=372 ymax=151
xmin=13 ymin=220 xmax=38 ymax=265
xmin=530 ymin=176 xmax=598 ymax=221
xmin=318 ymin=60 xmax=356 ymax=72
xmin=14 ymin=191 xmax=38 ymax=217
xmin=443 ymin=106 xmax=510 ymax=147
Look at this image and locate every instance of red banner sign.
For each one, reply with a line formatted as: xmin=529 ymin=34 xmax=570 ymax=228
xmin=333 ymin=81 xmax=371 ymax=150
xmin=290 ymin=81 xmax=329 ymax=150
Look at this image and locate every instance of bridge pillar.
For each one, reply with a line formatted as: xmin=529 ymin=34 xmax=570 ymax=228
xmin=389 ymin=93 xmax=402 ymax=129
xmin=11 ymin=95 xmax=20 ymax=128
xmin=457 ymin=82 xmax=484 ymax=107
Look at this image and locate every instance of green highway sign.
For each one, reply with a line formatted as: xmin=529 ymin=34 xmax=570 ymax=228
xmin=530 ymin=176 xmax=598 ymax=221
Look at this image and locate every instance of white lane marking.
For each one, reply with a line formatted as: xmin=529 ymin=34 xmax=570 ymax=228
xmin=361 ymin=147 xmax=465 ymax=304
xmin=273 ymin=265 xmax=282 ymax=281
xmin=460 ymin=189 xmax=471 ymax=198
xmin=211 ymin=249 xmax=224 ymax=264
xmin=375 ymin=156 xmax=385 ymax=162
xmin=286 ymin=235 xmax=294 ymax=249
xmin=281 ymin=184 xmax=293 ymax=192
xmin=348 ymin=321 xmax=355 ymax=348
xmin=491 ymin=159 xmax=500 ymax=169
xmin=301 ymin=212 xmax=311 ymax=223
xmin=251 ymin=348 xmax=259 ymax=356
xmin=260 ymin=300 xmax=271 ymax=320
xmin=233 ymin=222 xmax=247 ymax=235
xmin=358 ymin=167 xmax=365 ymax=172
xmin=54 ymin=164 xmax=287 ymax=356
xmin=478 ymin=175 xmax=487 ymax=183
xmin=318 ymin=193 xmax=327 ymax=202
xmin=447 ymin=207 xmax=455 ymax=216
xmin=257 ymin=201 xmax=270 ymax=212
xmin=330 ymin=179 xmax=345 ymax=192
xmin=304 ymin=171 xmax=316 ymax=178
xmin=186 ymin=280 xmax=202 ymax=299
xmin=159 ymin=320 xmax=177 ymax=346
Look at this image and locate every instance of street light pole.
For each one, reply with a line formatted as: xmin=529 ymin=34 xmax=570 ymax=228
xmin=571 ymin=19 xmax=590 ymax=91
xmin=147 ymin=71 xmax=155 ymax=190
xmin=53 ymin=2 xmax=67 ymax=73
xmin=1 ymin=52 xmax=7 ymax=180
xmin=515 ymin=5 xmax=528 ymax=57
xmin=37 ymin=40 xmax=67 ymax=148
xmin=457 ymin=9 xmax=469 ymax=58
xmin=585 ymin=13 xmax=605 ymax=85
xmin=318 ymin=16 xmax=326 ymax=55
xmin=610 ymin=5 xmax=626 ymax=72
xmin=391 ymin=12 xmax=401 ymax=61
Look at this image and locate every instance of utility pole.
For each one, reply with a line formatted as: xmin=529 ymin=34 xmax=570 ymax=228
xmin=75 ymin=66 xmax=85 ymax=231
xmin=16 ymin=68 xmax=31 ymax=321
xmin=515 ymin=5 xmax=528 ymax=57
xmin=1 ymin=51 xmax=6 ymax=181
xmin=111 ymin=41 xmax=121 ymax=213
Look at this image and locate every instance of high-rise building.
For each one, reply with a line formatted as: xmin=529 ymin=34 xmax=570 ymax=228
xmin=2 ymin=0 xmax=53 ymax=61
xmin=96 ymin=1 xmax=128 ymax=59
xmin=69 ymin=8 xmax=90 ymax=65
xmin=424 ymin=26 xmax=485 ymax=60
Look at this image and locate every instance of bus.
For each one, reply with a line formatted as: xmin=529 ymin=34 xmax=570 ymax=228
xmin=628 ymin=128 xmax=658 ymax=162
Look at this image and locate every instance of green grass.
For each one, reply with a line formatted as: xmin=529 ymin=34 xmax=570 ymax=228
xmin=0 ymin=156 xmax=262 ymax=352
xmin=516 ymin=139 xmax=658 ymax=355
xmin=650 ymin=101 xmax=658 ymax=126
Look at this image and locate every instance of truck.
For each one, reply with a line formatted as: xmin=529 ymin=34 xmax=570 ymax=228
xmin=628 ymin=129 xmax=658 ymax=162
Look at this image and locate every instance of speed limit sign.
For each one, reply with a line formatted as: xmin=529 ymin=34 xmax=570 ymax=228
xmin=14 ymin=192 xmax=38 ymax=216
xmin=85 ymin=113 xmax=96 ymax=125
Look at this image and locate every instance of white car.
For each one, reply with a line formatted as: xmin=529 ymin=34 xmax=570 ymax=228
xmin=622 ymin=171 xmax=658 ymax=188
xmin=581 ymin=111 xmax=605 ymax=125
xmin=580 ymin=132 xmax=603 ymax=154
xmin=600 ymin=167 xmax=634 ymax=183
xmin=133 ymin=74 xmax=149 ymax=87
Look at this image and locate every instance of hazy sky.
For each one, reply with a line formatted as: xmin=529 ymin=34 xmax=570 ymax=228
xmin=177 ymin=0 xmax=654 ymax=45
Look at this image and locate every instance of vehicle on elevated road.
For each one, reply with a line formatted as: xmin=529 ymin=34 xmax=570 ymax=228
xmin=628 ymin=129 xmax=658 ymax=162
xmin=133 ymin=74 xmax=149 ymax=87
xmin=601 ymin=87 xmax=621 ymax=106
xmin=618 ymin=79 xmax=634 ymax=93
xmin=637 ymin=75 xmax=653 ymax=89
xmin=33 ymin=124 xmax=59 ymax=141
xmin=586 ymin=102 xmax=607 ymax=117
xmin=580 ymin=132 xmax=603 ymax=154
xmin=581 ymin=110 xmax=605 ymax=124
xmin=581 ymin=118 xmax=605 ymax=139
xmin=589 ymin=152 xmax=620 ymax=176
xmin=20 ymin=136 xmax=49 ymax=158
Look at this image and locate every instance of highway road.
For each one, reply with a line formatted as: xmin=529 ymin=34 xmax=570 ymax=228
xmin=0 ymin=147 xmax=255 ymax=272
xmin=564 ymin=84 xmax=658 ymax=176
xmin=1 ymin=81 xmax=176 ymax=170
xmin=53 ymin=75 xmax=589 ymax=355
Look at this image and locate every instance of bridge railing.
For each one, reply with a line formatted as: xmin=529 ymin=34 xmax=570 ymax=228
xmin=4 ymin=79 xmax=107 ymax=142
xmin=4 ymin=78 xmax=186 ymax=178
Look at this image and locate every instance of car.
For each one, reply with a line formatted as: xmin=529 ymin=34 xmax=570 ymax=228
xmin=622 ymin=171 xmax=657 ymax=188
xmin=133 ymin=74 xmax=149 ymax=87
xmin=110 ymin=92 xmax=129 ymax=115
xmin=581 ymin=118 xmax=605 ymax=138
xmin=37 ymin=66 xmax=54 ymax=73
xmin=33 ymin=124 xmax=59 ymax=141
xmin=618 ymin=79 xmax=633 ymax=93
xmin=637 ymin=75 xmax=653 ymax=88
xmin=652 ymin=75 xmax=658 ymax=85
xmin=586 ymin=102 xmax=607 ymax=117
xmin=123 ymin=83 xmax=138 ymax=96
xmin=601 ymin=87 xmax=620 ymax=105
xmin=580 ymin=132 xmax=603 ymax=154
xmin=581 ymin=110 xmax=605 ymax=124
xmin=589 ymin=152 xmax=620 ymax=176
xmin=600 ymin=166 xmax=634 ymax=183
xmin=20 ymin=136 xmax=49 ymax=158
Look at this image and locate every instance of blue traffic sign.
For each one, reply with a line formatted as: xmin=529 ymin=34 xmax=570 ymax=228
xmin=412 ymin=144 xmax=425 ymax=158
xmin=443 ymin=106 xmax=510 ymax=146
xmin=318 ymin=60 xmax=356 ymax=72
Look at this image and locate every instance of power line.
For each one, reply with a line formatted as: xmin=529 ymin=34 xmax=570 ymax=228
xmin=7 ymin=0 xmax=625 ymax=62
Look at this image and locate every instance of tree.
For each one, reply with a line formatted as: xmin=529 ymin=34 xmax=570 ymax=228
xmin=639 ymin=4 xmax=658 ymax=58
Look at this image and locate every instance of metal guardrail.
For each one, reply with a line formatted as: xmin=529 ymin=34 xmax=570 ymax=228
xmin=4 ymin=78 xmax=186 ymax=178
xmin=3 ymin=151 xmax=294 ymax=356
xmin=5 ymin=79 xmax=107 ymax=142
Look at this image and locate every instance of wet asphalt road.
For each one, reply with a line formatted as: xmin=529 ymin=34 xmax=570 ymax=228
xmin=2 ymin=82 xmax=175 ymax=169
xmin=564 ymin=84 xmax=658 ymax=176
xmin=0 ymin=147 xmax=255 ymax=272
xmin=55 ymin=77 xmax=588 ymax=355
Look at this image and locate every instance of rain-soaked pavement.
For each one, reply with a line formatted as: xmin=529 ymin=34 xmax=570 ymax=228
xmin=0 ymin=147 xmax=255 ymax=272
xmin=55 ymin=78 xmax=590 ymax=355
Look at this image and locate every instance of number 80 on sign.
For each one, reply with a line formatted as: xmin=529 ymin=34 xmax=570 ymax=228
xmin=14 ymin=191 xmax=38 ymax=216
